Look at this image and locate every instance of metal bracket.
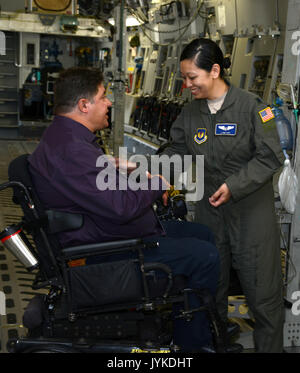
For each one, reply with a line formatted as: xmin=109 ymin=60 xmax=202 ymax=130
xmin=38 ymin=14 xmax=56 ymax=26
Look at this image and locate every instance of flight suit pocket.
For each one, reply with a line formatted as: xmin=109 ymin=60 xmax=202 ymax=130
xmin=222 ymin=138 xmax=252 ymax=167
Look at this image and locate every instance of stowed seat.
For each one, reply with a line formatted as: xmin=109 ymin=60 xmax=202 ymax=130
xmin=1 ymin=154 xmax=226 ymax=353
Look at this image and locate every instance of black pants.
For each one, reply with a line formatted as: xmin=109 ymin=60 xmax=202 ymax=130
xmin=143 ymin=220 xmax=220 ymax=350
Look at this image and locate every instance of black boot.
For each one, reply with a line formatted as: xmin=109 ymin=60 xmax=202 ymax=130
xmin=195 ymin=289 xmax=243 ymax=353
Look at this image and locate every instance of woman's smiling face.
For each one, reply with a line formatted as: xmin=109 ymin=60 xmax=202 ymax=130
xmin=180 ymin=58 xmax=218 ymax=99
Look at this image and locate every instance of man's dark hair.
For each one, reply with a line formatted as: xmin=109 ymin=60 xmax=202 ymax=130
xmin=54 ymin=67 xmax=104 ymax=114
xmin=180 ymin=38 xmax=231 ymax=78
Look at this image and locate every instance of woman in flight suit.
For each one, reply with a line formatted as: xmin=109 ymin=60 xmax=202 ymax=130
xmin=162 ymin=38 xmax=285 ymax=352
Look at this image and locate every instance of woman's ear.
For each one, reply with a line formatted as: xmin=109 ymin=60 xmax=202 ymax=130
xmin=78 ymin=98 xmax=89 ymax=113
xmin=211 ymin=63 xmax=221 ymax=79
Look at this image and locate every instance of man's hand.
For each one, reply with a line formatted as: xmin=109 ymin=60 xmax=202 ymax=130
xmin=114 ymin=157 xmax=137 ymax=174
xmin=209 ymin=183 xmax=231 ymax=207
xmin=146 ymin=171 xmax=171 ymax=206
xmin=161 ymin=190 xmax=169 ymax=206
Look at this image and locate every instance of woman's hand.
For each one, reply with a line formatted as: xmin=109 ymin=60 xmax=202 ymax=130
xmin=209 ymin=183 xmax=231 ymax=207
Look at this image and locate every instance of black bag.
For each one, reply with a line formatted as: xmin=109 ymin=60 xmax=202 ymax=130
xmin=68 ymin=260 xmax=143 ymax=310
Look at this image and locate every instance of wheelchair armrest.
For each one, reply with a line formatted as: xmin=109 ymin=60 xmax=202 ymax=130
xmin=46 ymin=210 xmax=83 ymax=234
xmin=62 ymin=238 xmax=158 ymax=260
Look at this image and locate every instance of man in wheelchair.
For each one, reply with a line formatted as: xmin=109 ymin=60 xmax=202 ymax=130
xmin=3 ymin=67 xmax=242 ymax=353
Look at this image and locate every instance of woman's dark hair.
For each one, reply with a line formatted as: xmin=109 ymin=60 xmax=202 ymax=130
xmin=54 ymin=67 xmax=104 ymax=114
xmin=180 ymin=38 xmax=231 ymax=78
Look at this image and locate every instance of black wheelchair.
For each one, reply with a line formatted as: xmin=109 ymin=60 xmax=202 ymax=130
xmin=0 ymin=154 xmax=229 ymax=353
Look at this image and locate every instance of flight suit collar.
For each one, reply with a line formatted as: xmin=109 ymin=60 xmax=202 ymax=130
xmin=197 ymin=81 xmax=235 ymax=114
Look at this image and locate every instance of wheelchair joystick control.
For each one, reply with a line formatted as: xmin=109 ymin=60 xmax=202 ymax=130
xmin=0 ymin=225 xmax=38 ymax=271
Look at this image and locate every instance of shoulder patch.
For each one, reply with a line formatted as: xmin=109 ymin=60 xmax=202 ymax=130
xmin=258 ymin=107 xmax=275 ymax=123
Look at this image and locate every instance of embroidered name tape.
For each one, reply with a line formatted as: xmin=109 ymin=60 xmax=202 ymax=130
xmin=259 ymin=107 xmax=275 ymax=123
xmin=194 ymin=128 xmax=208 ymax=145
xmin=215 ymin=123 xmax=237 ymax=136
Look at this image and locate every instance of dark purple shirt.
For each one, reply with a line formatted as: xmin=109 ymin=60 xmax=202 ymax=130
xmin=28 ymin=115 xmax=166 ymax=247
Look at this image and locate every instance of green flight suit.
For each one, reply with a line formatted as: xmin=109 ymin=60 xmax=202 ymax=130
xmin=162 ymin=84 xmax=285 ymax=352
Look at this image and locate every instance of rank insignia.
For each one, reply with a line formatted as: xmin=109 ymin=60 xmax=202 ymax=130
xmin=215 ymin=123 xmax=237 ymax=136
xmin=259 ymin=107 xmax=275 ymax=123
xmin=194 ymin=128 xmax=208 ymax=145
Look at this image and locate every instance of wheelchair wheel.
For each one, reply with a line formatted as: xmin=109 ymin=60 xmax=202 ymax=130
xmin=7 ymin=339 xmax=79 ymax=353
xmin=21 ymin=346 xmax=78 ymax=353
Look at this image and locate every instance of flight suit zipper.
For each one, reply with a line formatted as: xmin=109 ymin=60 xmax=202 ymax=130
xmin=209 ymin=113 xmax=218 ymax=189
xmin=209 ymin=113 xmax=214 ymax=164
